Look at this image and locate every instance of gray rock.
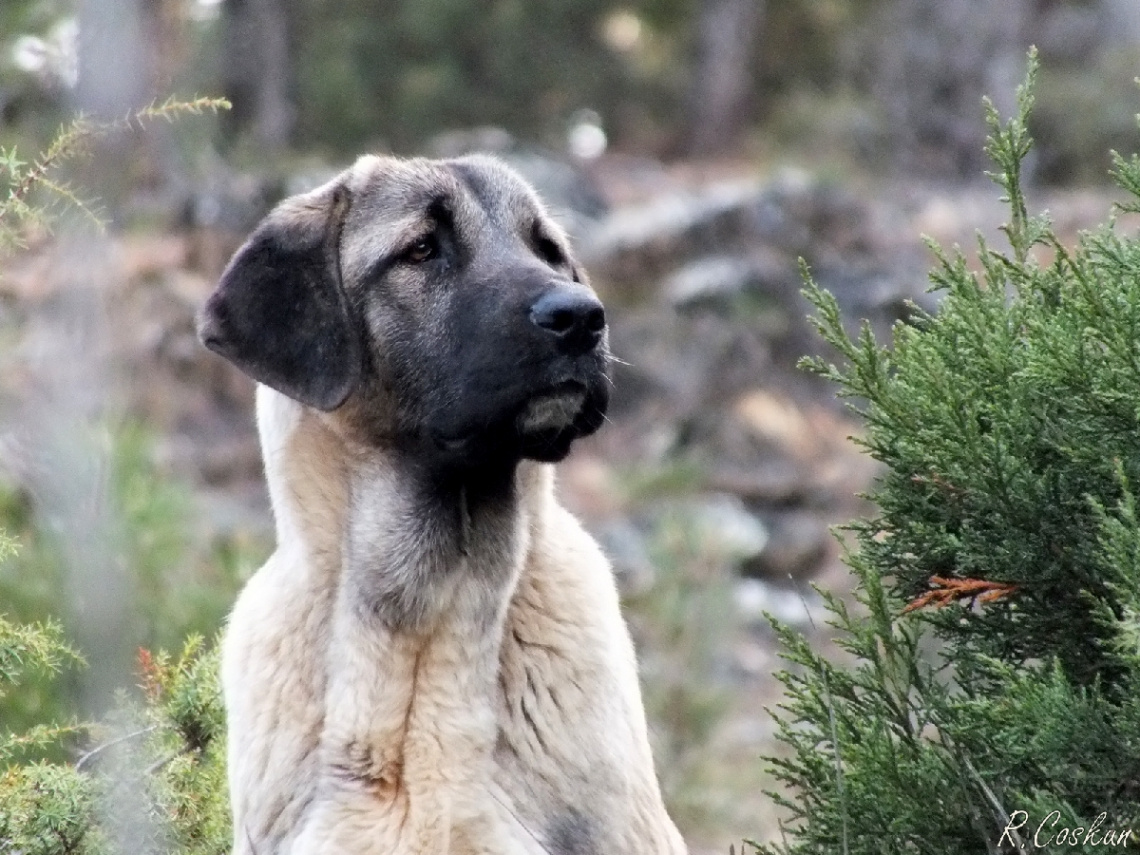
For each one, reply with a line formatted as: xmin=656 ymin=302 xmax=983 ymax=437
xmin=663 ymin=251 xmax=796 ymax=314
xmin=580 ymin=179 xmax=764 ymax=289
xmin=741 ymin=511 xmax=831 ymax=582
xmin=683 ymin=493 xmax=770 ymax=563
xmin=733 ymin=577 xmax=826 ymax=629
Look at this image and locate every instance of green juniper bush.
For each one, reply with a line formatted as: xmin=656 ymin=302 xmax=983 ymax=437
xmin=756 ymin=51 xmax=1140 ymax=855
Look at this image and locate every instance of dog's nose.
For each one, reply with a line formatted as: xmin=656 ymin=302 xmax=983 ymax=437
xmin=530 ymin=286 xmax=606 ymax=353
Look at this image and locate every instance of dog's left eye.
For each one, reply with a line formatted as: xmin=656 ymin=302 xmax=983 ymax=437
xmin=403 ymin=235 xmax=438 ymax=264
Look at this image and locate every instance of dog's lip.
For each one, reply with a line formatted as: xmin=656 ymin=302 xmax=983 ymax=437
xmin=428 ymin=420 xmax=476 ymax=451
xmin=431 ymin=433 xmax=469 ymax=452
xmin=524 ymin=379 xmax=590 ymax=416
xmin=540 ymin=378 xmax=588 ymax=397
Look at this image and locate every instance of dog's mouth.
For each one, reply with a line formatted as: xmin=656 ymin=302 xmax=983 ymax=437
xmin=513 ymin=377 xmax=608 ymax=463
xmin=516 ymin=381 xmax=588 ymax=435
xmin=427 ymin=373 xmax=608 ymax=467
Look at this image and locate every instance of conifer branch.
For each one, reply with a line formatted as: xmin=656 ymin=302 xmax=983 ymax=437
xmin=0 ymin=95 xmax=230 ymax=250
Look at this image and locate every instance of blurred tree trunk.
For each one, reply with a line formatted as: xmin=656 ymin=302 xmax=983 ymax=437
xmin=874 ymin=0 xmax=1031 ymax=179
xmin=67 ymin=0 xmax=154 ymax=718
xmin=75 ymin=0 xmax=185 ymax=208
xmin=76 ymin=0 xmax=151 ymax=118
xmin=1103 ymin=0 xmax=1140 ymax=45
xmin=222 ymin=0 xmax=295 ymax=151
xmin=684 ymin=0 xmax=764 ymax=157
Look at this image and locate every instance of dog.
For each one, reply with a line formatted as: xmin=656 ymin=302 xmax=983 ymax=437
xmin=197 ymin=154 xmax=687 ymax=855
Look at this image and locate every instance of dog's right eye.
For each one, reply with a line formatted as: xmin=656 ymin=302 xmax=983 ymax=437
xmin=402 ymin=235 xmax=438 ymax=264
xmin=532 ymin=225 xmax=566 ymax=268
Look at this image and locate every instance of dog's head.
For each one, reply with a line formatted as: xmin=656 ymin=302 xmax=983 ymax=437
xmin=197 ymin=155 xmax=609 ymax=469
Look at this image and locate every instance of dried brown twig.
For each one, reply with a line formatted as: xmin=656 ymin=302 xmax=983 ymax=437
xmin=902 ymin=575 xmax=1019 ymax=615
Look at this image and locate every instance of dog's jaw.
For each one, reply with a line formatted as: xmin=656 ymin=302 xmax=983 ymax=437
xmin=420 ymin=373 xmax=608 ymax=471
xmin=517 ymin=387 xmax=587 ymax=435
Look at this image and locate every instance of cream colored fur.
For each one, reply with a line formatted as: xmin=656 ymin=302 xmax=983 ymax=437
xmin=221 ymin=385 xmax=687 ymax=854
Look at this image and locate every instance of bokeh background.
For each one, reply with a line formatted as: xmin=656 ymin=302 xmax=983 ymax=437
xmin=3 ymin=1 xmax=1140 ymax=850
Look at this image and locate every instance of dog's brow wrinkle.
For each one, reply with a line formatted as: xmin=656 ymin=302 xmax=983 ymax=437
xmin=450 ymin=161 xmax=496 ymax=210
xmin=360 ymin=252 xmax=399 ymax=288
xmin=426 ymin=196 xmax=454 ymax=228
xmin=449 ymin=159 xmax=536 ymax=232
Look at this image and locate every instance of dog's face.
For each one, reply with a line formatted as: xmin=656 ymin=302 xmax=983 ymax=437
xmin=197 ymin=155 xmax=610 ymax=469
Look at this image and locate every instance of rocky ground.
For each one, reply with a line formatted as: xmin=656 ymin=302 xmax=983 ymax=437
xmin=0 ymin=147 xmax=1126 ymax=851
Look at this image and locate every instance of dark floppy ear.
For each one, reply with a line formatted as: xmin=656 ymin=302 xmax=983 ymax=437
xmin=197 ymin=182 xmax=362 ymax=411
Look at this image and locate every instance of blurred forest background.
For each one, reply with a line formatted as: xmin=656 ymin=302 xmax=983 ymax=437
xmin=3 ymin=1 xmax=1140 ymax=852
xmin=8 ymin=0 xmax=1140 ymax=180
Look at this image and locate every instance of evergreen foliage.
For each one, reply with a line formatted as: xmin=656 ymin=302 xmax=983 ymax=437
xmin=0 ymin=628 xmax=229 ymax=855
xmin=758 ymin=52 xmax=1140 ymax=853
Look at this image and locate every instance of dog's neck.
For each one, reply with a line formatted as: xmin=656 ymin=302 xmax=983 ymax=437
xmin=256 ymin=386 xmax=548 ymax=632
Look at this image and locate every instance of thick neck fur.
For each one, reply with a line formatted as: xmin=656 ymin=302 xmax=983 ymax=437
xmin=256 ymin=386 xmax=556 ymax=851
xmin=256 ymin=386 xmax=544 ymax=635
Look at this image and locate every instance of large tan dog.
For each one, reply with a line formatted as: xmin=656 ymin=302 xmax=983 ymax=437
xmin=197 ymin=155 xmax=686 ymax=855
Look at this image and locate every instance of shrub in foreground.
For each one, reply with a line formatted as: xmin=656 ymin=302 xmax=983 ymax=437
xmin=0 ymin=607 xmax=228 ymax=855
xmin=758 ymin=53 xmax=1140 ymax=853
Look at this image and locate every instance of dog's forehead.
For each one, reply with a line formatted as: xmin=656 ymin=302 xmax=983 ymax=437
xmin=445 ymin=155 xmax=545 ymax=221
xmin=348 ymin=155 xmax=541 ymax=225
xmin=337 ymin=154 xmax=547 ymax=278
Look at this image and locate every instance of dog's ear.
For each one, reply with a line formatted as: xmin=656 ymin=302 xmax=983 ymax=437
xmin=197 ymin=182 xmax=362 ymax=411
